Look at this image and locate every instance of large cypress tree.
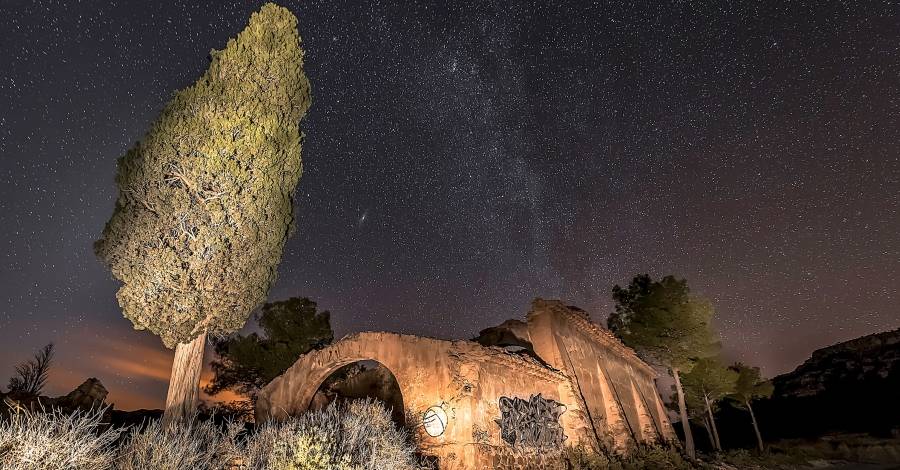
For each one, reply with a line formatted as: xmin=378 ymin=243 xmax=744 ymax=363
xmin=95 ymin=3 xmax=311 ymax=423
xmin=608 ymin=275 xmax=719 ymax=459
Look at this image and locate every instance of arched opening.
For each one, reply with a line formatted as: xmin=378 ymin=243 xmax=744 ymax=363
xmin=308 ymin=360 xmax=406 ymax=426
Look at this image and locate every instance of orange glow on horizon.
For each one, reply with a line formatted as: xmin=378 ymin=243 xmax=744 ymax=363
xmin=44 ymin=330 xmax=248 ymax=411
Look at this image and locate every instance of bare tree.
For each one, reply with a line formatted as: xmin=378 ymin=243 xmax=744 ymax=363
xmin=7 ymin=343 xmax=55 ymax=396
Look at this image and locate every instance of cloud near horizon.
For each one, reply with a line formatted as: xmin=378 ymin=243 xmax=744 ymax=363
xmin=38 ymin=326 xmax=243 ymax=410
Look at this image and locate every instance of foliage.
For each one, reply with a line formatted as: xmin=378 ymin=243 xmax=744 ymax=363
xmin=6 ymin=343 xmax=54 ymax=396
xmin=1 ymin=399 xmax=419 ymax=470
xmin=0 ymin=406 xmax=122 ymax=470
xmin=728 ymin=362 xmax=773 ymax=451
xmin=198 ymin=399 xmax=256 ymax=422
xmin=561 ymin=443 xmax=702 ymax=470
xmin=680 ymin=357 xmax=736 ymax=451
xmin=728 ymin=363 xmax=773 ymax=406
xmin=243 ymin=399 xmax=419 ymax=470
xmin=669 ymin=388 xmax=705 ymax=422
xmin=716 ymin=448 xmax=810 ymax=469
xmin=681 ymin=357 xmax=737 ymax=411
xmin=94 ymin=2 xmax=312 ymax=348
xmin=206 ymin=297 xmax=333 ymax=400
xmin=608 ymin=275 xmax=719 ymax=371
xmin=115 ymin=416 xmax=243 ymax=470
xmin=608 ymin=274 xmax=720 ymax=458
xmin=561 ymin=444 xmax=615 ymax=469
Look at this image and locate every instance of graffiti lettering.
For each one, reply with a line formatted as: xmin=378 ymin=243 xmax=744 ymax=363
xmin=495 ymin=394 xmax=567 ymax=449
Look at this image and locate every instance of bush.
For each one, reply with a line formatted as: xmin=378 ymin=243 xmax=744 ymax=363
xmin=0 ymin=399 xmax=419 ymax=470
xmin=562 ymin=443 xmax=703 ymax=470
xmin=114 ymin=416 xmax=244 ymax=470
xmin=0 ymin=406 xmax=121 ymax=470
xmin=242 ymin=399 xmax=419 ymax=470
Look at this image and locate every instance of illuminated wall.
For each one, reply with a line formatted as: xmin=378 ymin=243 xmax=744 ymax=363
xmin=257 ymin=299 xmax=674 ymax=469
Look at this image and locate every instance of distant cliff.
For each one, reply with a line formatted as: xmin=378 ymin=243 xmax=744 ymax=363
xmin=754 ymin=327 xmax=900 ymax=439
xmin=773 ymin=328 xmax=900 ymax=398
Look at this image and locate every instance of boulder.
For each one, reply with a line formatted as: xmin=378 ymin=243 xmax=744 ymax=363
xmin=57 ymin=377 xmax=108 ymax=409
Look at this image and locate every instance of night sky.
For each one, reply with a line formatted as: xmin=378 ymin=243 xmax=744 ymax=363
xmin=1 ymin=1 xmax=898 ymax=410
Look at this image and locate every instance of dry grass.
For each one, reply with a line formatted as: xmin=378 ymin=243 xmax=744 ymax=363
xmin=242 ymin=399 xmax=419 ymax=470
xmin=0 ymin=406 xmax=122 ymax=470
xmin=114 ymin=416 xmax=245 ymax=470
xmin=0 ymin=399 xmax=418 ymax=470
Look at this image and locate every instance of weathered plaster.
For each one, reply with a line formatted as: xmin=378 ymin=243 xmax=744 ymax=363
xmin=257 ymin=299 xmax=674 ymax=469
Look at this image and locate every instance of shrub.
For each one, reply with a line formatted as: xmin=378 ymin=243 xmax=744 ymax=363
xmin=0 ymin=406 xmax=121 ymax=470
xmin=242 ymin=399 xmax=418 ymax=470
xmin=0 ymin=399 xmax=419 ymax=470
xmin=617 ymin=444 xmax=697 ymax=469
xmin=561 ymin=443 xmax=704 ymax=470
xmin=114 ymin=416 xmax=244 ymax=470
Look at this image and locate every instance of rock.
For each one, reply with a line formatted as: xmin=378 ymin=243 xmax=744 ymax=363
xmin=57 ymin=377 xmax=108 ymax=408
xmin=773 ymin=328 xmax=900 ymax=398
xmin=0 ymin=377 xmax=109 ymax=419
xmin=754 ymin=328 xmax=900 ymax=439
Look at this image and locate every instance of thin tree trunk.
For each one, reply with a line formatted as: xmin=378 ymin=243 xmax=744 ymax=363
xmin=703 ymin=391 xmax=722 ymax=451
xmin=162 ymin=331 xmax=206 ymax=426
xmin=672 ymin=368 xmax=695 ymax=459
xmin=747 ymin=399 xmax=764 ymax=452
xmin=702 ymin=416 xmax=716 ymax=450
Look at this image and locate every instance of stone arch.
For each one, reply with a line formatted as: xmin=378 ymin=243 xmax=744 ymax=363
xmin=257 ymin=332 xmax=443 ymax=423
xmin=309 ymin=359 xmax=406 ymax=425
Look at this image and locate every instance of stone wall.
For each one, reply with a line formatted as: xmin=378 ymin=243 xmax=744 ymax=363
xmin=256 ymin=299 xmax=674 ymax=469
xmin=525 ymin=299 xmax=676 ymax=449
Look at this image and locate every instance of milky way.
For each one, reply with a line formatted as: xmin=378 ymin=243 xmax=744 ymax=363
xmin=1 ymin=1 xmax=898 ymax=408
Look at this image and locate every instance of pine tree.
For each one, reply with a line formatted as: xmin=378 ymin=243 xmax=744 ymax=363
xmin=205 ymin=297 xmax=333 ymax=400
xmin=95 ymin=3 xmax=311 ymax=424
xmin=608 ymin=274 xmax=719 ymax=459
xmin=729 ymin=363 xmax=774 ymax=452
xmin=671 ymin=387 xmax=714 ymax=450
xmin=680 ymin=356 xmax=737 ymax=451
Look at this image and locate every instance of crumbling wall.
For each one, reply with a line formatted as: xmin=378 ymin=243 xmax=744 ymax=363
xmin=256 ymin=300 xmax=674 ymax=469
xmin=257 ymin=331 xmax=594 ymax=469
xmin=525 ymin=299 xmax=675 ymax=449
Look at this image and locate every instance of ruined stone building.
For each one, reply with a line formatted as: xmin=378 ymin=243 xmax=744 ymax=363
xmin=256 ymin=299 xmax=675 ymax=469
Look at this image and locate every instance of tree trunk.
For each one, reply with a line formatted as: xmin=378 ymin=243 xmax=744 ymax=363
xmin=702 ymin=416 xmax=716 ymax=450
xmin=703 ymin=391 xmax=722 ymax=451
xmin=162 ymin=331 xmax=206 ymax=426
xmin=747 ymin=399 xmax=764 ymax=452
xmin=672 ymin=368 xmax=695 ymax=459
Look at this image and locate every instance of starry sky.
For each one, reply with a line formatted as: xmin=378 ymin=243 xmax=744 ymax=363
xmin=1 ymin=1 xmax=898 ymax=410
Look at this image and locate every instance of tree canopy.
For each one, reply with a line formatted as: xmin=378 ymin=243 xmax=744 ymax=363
xmin=206 ymin=297 xmax=333 ymax=399
xmin=681 ymin=356 xmax=738 ymax=406
xmin=94 ymin=3 xmax=312 ymax=348
xmin=608 ymin=274 xmax=719 ymax=371
xmin=729 ymin=362 xmax=774 ymax=451
xmin=729 ymin=363 xmax=774 ymax=406
xmin=609 ymin=274 xmax=720 ymax=458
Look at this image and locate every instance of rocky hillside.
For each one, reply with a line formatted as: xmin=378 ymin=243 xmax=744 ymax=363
xmin=773 ymin=328 xmax=900 ymax=398
xmin=1 ymin=377 xmax=108 ymax=416
xmin=753 ymin=327 xmax=900 ymax=439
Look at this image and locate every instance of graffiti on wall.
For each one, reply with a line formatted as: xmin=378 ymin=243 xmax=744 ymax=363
xmin=495 ymin=393 xmax=567 ymax=449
